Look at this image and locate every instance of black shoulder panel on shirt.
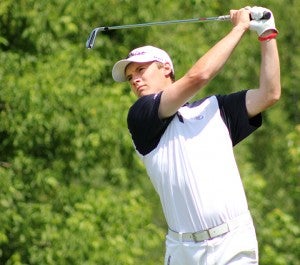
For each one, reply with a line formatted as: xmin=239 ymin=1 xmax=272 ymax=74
xmin=127 ymin=92 xmax=174 ymax=155
xmin=216 ymin=90 xmax=262 ymax=146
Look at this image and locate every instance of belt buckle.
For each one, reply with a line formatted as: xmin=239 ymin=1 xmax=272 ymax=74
xmin=208 ymin=223 xmax=229 ymax=239
xmin=191 ymin=230 xmax=209 ymax=242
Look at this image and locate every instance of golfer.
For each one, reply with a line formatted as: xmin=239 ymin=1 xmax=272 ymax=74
xmin=112 ymin=6 xmax=280 ymax=265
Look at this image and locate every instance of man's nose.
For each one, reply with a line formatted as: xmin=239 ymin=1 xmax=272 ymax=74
xmin=132 ymin=75 xmax=141 ymax=85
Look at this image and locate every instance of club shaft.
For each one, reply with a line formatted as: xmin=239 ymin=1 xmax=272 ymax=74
xmin=102 ymin=15 xmax=230 ymax=31
xmin=86 ymin=11 xmax=271 ymax=49
xmin=86 ymin=15 xmax=230 ymax=49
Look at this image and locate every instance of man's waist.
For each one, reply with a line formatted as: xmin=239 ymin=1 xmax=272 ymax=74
xmin=168 ymin=211 xmax=252 ymax=243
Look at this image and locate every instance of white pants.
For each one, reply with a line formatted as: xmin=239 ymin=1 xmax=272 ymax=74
xmin=164 ymin=218 xmax=258 ymax=265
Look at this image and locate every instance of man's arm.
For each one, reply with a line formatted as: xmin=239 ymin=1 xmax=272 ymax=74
xmin=246 ymin=36 xmax=281 ymax=117
xmin=158 ymin=8 xmax=250 ymax=119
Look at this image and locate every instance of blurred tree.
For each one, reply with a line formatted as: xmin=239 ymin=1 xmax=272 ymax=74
xmin=0 ymin=0 xmax=299 ymax=264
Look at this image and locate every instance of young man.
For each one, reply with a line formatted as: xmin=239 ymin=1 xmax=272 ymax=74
xmin=112 ymin=6 xmax=280 ymax=265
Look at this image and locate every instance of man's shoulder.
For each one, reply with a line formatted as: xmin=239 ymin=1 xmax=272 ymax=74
xmin=129 ymin=93 xmax=161 ymax=115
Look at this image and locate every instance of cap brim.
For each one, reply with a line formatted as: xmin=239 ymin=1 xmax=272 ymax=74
xmin=112 ymin=54 xmax=157 ymax=82
xmin=112 ymin=60 xmax=132 ymax=82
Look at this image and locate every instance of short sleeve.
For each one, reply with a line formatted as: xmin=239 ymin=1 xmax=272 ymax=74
xmin=127 ymin=92 xmax=174 ymax=155
xmin=217 ymin=90 xmax=262 ymax=146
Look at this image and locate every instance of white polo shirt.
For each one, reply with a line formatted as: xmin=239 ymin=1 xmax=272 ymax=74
xmin=127 ymin=90 xmax=261 ymax=233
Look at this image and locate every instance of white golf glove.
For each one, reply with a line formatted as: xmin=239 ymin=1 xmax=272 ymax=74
xmin=249 ymin=6 xmax=278 ymax=39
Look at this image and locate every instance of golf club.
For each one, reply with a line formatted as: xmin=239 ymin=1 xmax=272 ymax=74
xmin=86 ymin=11 xmax=271 ymax=49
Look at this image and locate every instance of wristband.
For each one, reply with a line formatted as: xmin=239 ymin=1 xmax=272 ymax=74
xmin=258 ymin=32 xmax=278 ymax=42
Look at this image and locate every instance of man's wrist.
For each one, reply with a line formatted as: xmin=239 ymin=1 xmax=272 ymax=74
xmin=232 ymin=25 xmax=248 ymax=36
xmin=260 ymin=29 xmax=277 ymax=37
xmin=258 ymin=30 xmax=278 ymax=42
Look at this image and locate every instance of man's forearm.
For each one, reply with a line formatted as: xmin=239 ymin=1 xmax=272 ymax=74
xmin=259 ymin=39 xmax=281 ymax=102
xmin=188 ymin=25 xmax=247 ymax=85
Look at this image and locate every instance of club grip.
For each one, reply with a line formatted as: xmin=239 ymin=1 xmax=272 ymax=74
xmin=250 ymin=11 xmax=271 ymax=20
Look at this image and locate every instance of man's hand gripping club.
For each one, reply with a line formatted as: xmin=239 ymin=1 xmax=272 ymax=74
xmin=248 ymin=6 xmax=278 ymax=41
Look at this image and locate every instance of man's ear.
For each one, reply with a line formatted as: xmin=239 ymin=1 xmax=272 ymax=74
xmin=163 ymin=62 xmax=173 ymax=77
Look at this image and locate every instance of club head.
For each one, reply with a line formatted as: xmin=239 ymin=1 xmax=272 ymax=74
xmin=86 ymin=27 xmax=108 ymax=49
xmin=86 ymin=28 xmax=98 ymax=49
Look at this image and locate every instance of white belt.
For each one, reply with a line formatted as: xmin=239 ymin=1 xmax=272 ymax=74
xmin=168 ymin=212 xmax=252 ymax=243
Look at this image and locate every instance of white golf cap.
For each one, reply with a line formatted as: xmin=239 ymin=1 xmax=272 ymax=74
xmin=112 ymin=45 xmax=174 ymax=82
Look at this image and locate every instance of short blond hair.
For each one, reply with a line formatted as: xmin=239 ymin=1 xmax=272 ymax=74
xmin=155 ymin=62 xmax=175 ymax=82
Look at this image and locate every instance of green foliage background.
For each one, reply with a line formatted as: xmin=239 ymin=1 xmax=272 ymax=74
xmin=0 ymin=0 xmax=299 ymax=264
